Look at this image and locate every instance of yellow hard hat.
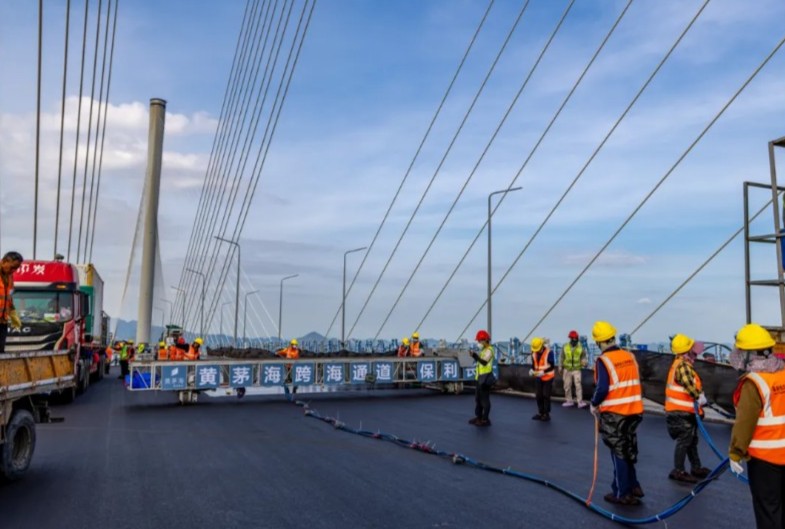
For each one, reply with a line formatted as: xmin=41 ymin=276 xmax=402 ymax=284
xmin=127 ymin=339 xmax=134 ymax=344
xmin=531 ymin=337 xmax=544 ymax=353
xmin=671 ymin=334 xmax=694 ymax=355
xmin=159 ymin=341 xmax=165 ymax=347
xmin=735 ymin=323 xmax=775 ymax=351
xmin=412 ymin=332 xmax=420 ymax=339
xmin=592 ymin=321 xmax=616 ymax=343
xmin=290 ymin=339 xmax=298 ymax=346
xmin=194 ymin=337 xmax=204 ymax=345
xmin=402 ymin=337 xmax=410 ymax=346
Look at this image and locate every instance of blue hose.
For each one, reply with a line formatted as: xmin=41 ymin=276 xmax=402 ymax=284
xmin=294 ymin=399 xmax=729 ymax=525
xmin=694 ymin=402 xmax=749 ymax=484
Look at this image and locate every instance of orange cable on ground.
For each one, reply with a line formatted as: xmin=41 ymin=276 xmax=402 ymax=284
xmin=586 ymin=415 xmax=599 ymax=506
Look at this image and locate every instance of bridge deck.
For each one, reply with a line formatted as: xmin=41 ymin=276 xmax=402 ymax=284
xmin=0 ymin=367 xmax=752 ymax=529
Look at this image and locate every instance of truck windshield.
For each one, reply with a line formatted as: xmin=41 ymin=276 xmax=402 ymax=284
xmin=14 ymin=290 xmax=74 ymax=324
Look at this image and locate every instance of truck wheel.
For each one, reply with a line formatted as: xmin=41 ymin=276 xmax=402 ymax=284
xmin=0 ymin=409 xmax=36 ymax=481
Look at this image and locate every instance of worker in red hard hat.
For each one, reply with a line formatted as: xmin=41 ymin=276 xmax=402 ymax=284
xmin=469 ymin=330 xmax=495 ymax=427
xmin=560 ymin=330 xmax=588 ymax=408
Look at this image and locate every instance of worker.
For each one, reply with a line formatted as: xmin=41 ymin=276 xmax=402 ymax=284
xmin=157 ymin=341 xmax=168 ymax=361
xmin=665 ymin=334 xmax=711 ymax=483
xmin=0 ymin=251 xmax=23 ymax=354
xmin=728 ymin=323 xmax=785 ymax=529
xmin=397 ymin=337 xmax=411 ymax=357
xmin=560 ymin=330 xmax=588 ymax=408
xmin=118 ymin=341 xmax=130 ymax=379
xmin=185 ymin=337 xmax=203 ymax=360
xmin=468 ymin=330 xmax=495 ymax=427
xmin=410 ymin=332 xmax=423 ymax=357
xmin=589 ymin=321 xmax=644 ymax=506
xmin=277 ymin=339 xmax=300 ymax=359
xmin=530 ymin=337 xmax=555 ymax=421
xmin=169 ymin=341 xmax=184 ymax=361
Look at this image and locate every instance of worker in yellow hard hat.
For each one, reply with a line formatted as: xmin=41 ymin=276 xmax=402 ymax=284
xmin=397 ymin=337 xmax=411 ymax=358
xmin=410 ymin=332 xmax=422 ymax=357
xmin=157 ymin=341 xmax=169 ymax=361
xmin=277 ymin=338 xmax=300 ymax=360
xmin=529 ymin=337 xmax=555 ymax=421
xmin=589 ymin=321 xmax=644 ymax=506
xmin=185 ymin=337 xmax=203 ymax=361
xmin=728 ymin=323 xmax=785 ymax=529
xmin=665 ymin=334 xmax=711 ymax=484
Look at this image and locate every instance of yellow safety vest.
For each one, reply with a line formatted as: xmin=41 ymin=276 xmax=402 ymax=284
xmin=475 ymin=345 xmax=494 ymax=379
xmin=562 ymin=343 xmax=583 ymax=371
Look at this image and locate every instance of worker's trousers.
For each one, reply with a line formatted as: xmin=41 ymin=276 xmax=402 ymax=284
xmin=474 ymin=384 xmax=491 ymax=421
xmin=535 ymin=378 xmax=553 ymax=415
xmin=748 ymin=457 xmax=785 ymax=529
xmin=609 ymin=451 xmax=640 ymax=499
xmin=666 ymin=412 xmax=702 ymax=471
xmin=562 ymin=369 xmax=583 ymax=403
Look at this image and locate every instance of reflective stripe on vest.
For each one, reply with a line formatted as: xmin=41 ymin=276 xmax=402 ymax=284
xmin=0 ymin=273 xmax=14 ymax=321
xmin=475 ymin=345 xmax=494 ymax=379
xmin=595 ymin=349 xmax=643 ymax=415
xmin=745 ymin=371 xmax=785 ymax=464
xmin=664 ymin=358 xmax=702 ymax=414
xmin=411 ymin=341 xmax=422 ymax=357
xmin=562 ymin=343 xmax=583 ymax=371
xmin=533 ymin=348 xmax=554 ymax=381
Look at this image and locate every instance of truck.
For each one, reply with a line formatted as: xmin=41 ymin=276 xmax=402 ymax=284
xmin=5 ymin=259 xmax=109 ymax=402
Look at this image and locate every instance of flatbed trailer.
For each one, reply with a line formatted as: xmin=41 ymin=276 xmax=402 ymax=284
xmin=0 ymin=350 xmax=75 ymax=480
xmin=128 ymin=356 xmax=479 ymax=404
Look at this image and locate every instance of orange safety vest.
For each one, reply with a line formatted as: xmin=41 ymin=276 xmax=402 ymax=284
xmin=105 ymin=346 xmax=113 ymax=361
xmin=594 ymin=349 xmax=644 ymax=415
xmin=738 ymin=371 xmax=785 ymax=465
xmin=0 ymin=272 xmax=14 ymax=322
xmin=397 ymin=345 xmax=410 ymax=358
xmin=277 ymin=346 xmax=299 ymax=360
xmin=157 ymin=347 xmax=169 ymax=361
xmin=410 ymin=341 xmax=422 ymax=357
xmin=184 ymin=345 xmax=200 ymax=361
xmin=665 ymin=358 xmax=703 ymax=415
xmin=532 ymin=348 xmax=554 ymax=382
xmin=169 ymin=345 xmax=184 ymax=361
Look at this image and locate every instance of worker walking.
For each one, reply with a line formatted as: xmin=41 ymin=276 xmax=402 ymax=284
xmin=665 ymin=334 xmax=711 ymax=483
xmin=560 ymin=330 xmax=588 ymax=408
xmin=0 ymin=251 xmax=23 ymax=354
xmin=728 ymin=323 xmax=785 ymax=529
xmin=530 ymin=337 xmax=555 ymax=421
xmin=469 ymin=330 xmax=495 ymax=427
xmin=397 ymin=337 xmax=411 ymax=357
xmin=589 ymin=321 xmax=644 ymax=506
xmin=410 ymin=332 xmax=423 ymax=357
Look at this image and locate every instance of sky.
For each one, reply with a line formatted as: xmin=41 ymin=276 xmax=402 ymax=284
xmin=2 ymin=0 xmax=785 ymax=345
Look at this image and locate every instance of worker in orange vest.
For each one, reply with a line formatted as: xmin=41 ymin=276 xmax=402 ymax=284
xmin=0 ymin=251 xmax=23 ymax=354
xmin=277 ymin=339 xmax=300 ymax=359
xmin=665 ymin=334 xmax=711 ymax=483
xmin=589 ymin=321 xmax=644 ymax=507
xmin=397 ymin=337 xmax=411 ymax=357
xmin=410 ymin=332 xmax=422 ymax=357
xmin=729 ymin=323 xmax=785 ymax=529
xmin=530 ymin=337 xmax=555 ymax=421
xmin=185 ymin=338 xmax=203 ymax=360
xmin=157 ymin=341 xmax=169 ymax=361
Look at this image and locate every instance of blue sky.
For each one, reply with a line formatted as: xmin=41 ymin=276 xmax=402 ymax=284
xmin=2 ymin=0 xmax=785 ymax=344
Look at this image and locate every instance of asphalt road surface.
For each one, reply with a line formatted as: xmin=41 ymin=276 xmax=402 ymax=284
xmin=0 ymin=367 xmax=754 ymax=529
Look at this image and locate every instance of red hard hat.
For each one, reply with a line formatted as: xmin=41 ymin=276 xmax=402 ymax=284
xmin=475 ymin=330 xmax=490 ymax=342
xmin=568 ymin=330 xmax=579 ymax=340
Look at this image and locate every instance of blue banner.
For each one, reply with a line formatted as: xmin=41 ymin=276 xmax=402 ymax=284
xmin=324 ymin=363 xmax=344 ymax=385
xmin=374 ymin=362 xmax=394 ymax=383
xmin=440 ymin=360 xmax=460 ymax=381
xmin=292 ymin=363 xmax=316 ymax=385
xmin=229 ymin=364 xmax=253 ymax=388
xmin=463 ymin=367 xmax=476 ymax=380
xmin=196 ymin=365 xmax=220 ymax=389
xmin=418 ymin=361 xmax=437 ymax=382
xmin=350 ymin=362 xmax=371 ymax=384
xmin=161 ymin=365 xmax=187 ymax=390
xmin=261 ymin=363 xmax=285 ymax=386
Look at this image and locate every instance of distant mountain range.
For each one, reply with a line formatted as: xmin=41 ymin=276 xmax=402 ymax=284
xmin=111 ymin=319 xmax=330 ymax=343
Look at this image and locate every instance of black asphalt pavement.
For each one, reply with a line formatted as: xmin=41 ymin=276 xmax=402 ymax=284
xmin=0 ymin=367 xmax=754 ymax=529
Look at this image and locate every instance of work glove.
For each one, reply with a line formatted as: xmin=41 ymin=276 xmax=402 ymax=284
xmin=589 ymin=404 xmax=599 ymax=419
xmin=697 ymin=393 xmax=708 ymax=407
xmin=528 ymin=369 xmax=535 ymax=377
xmin=9 ymin=309 xmax=21 ymax=330
xmin=729 ymin=459 xmax=744 ymax=476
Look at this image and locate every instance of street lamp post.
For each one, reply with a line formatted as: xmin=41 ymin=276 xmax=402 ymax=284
xmin=278 ymin=274 xmax=299 ymax=343
xmin=215 ymin=236 xmax=240 ymax=346
xmin=487 ymin=187 xmax=522 ymax=342
xmin=160 ymin=298 xmax=173 ymax=328
xmin=243 ymin=290 xmax=259 ymax=348
xmin=342 ymin=247 xmax=367 ymax=349
xmin=153 ymin=307 xmax=164 ymax=334
xmin=221 ymin=301 xmax=232 ymax=347
xmin=171 ymin=286 xmax=186 ymax=329
xmin=185 ymin=268 xmax=205 ymax=339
